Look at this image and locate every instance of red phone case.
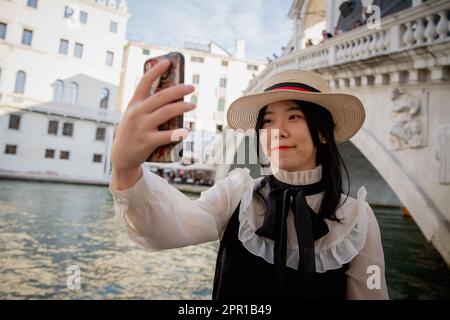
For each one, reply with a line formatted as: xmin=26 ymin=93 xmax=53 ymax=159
xmin=143 ymin=52 xmax=185 ymax=162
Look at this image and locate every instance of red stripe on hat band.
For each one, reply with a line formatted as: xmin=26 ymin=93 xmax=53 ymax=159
xmin=263 ymin=82 xmax=321 ymax=93
xmin=268 ymin=86 xmax=314 ymax=92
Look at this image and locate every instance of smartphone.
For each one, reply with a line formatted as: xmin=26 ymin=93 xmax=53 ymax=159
xmin=143 ymin=52 xmax=185 ymax=162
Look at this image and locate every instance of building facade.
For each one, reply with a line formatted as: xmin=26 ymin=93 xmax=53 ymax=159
xmin=0 ymin=0 xmax=129 ymax=184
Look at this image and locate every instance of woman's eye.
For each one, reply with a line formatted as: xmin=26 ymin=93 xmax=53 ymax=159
xmin=262 ymin=119 xmax=272 ymax=125
xmin=289 ymin=115 xmax=302 ymax=120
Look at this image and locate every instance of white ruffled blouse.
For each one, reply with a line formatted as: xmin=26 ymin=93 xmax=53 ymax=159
xmin=109 ymin=164 xmax=389 ymax=300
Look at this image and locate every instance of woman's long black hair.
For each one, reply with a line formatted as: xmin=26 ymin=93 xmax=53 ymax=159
xmin=253 ymin=100 xmax=350 ymax=221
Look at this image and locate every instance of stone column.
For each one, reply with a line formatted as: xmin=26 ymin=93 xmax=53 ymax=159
xmin=326 ymin=0 xmax=336 ymax=33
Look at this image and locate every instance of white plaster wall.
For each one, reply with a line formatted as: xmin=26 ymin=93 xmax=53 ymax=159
xmin=0 ymin=0 xmax=128 ymax=101
xmin=0 ymin=0 xmax=127 ymax=182
xmin=0 ymin=111 xmax=114 ymax=180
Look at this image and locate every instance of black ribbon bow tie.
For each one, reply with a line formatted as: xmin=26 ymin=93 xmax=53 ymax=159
xmin=255 ymin=175 xmax=329 ymax=289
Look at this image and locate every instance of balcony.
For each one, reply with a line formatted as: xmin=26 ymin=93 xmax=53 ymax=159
xmin=246 ymin=0 xmax=450 ymax=93
xmin=0 ymin=93 xmax=42 ymax=109
xmin=0 ymin=93 xmax=121 ymax=124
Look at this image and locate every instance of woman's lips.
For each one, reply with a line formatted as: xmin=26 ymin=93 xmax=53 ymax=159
xmin=271 ymin=146 xmax=294 ymax=151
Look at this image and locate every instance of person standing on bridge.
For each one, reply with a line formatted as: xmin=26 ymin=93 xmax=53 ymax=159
xmin=109 ymin=59 xmax=389 ymax=300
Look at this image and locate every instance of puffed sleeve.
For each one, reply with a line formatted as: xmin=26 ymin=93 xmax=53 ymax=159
xmin=346 ymin=203 xmax=389 ymax=300
xmin=109 ymin=164 xmax=250 ymax=251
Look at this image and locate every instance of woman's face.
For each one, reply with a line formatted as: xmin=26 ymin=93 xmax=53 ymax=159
xmin=259 ymin=100 xmax=317 ymax=172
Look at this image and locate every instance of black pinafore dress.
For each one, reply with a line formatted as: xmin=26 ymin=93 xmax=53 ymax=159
xmin=212 ymin=201 xmax=349 ymax=300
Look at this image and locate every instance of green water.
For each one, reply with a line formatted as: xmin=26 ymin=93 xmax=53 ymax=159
xmin=0 ymin=179 xmax=448 ymax=299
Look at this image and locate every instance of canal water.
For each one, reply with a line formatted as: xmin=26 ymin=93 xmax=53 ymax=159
xmin=0 ymin=179 xmax=449 ymax=299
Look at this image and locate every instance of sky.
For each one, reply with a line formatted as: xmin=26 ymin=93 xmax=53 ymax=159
xmin=126 ymin=0 xmax=294 ymax=61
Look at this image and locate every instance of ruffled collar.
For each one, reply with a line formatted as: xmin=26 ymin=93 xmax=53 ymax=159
xmin=226 ymin=167 xmax=370 ymax=273
xmin=270 ymin=163 xmax=322 ymax=186
xmin=222 ymin=167 xmax=370 ymax=273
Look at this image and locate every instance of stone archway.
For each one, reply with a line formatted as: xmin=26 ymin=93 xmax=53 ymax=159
xmin=338 ymin=140 xmax=401 ymax=206
xmin=351 ymin=128 xmax=450 ymax=265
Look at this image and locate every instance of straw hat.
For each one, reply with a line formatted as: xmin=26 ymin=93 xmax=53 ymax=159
xmin=226 ymin=70 xmax=365 ymax=143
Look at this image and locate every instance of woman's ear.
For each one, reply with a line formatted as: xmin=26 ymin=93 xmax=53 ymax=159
xmin=319 ymin=133 xmax=327 ymax=144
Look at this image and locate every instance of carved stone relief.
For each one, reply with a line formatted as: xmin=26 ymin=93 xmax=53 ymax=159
xmin=388 ymin=88 xmax=427 ymax=149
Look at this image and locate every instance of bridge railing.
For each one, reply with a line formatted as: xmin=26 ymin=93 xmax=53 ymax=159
xmin=246 ymin=0 xmax=450 ymax=93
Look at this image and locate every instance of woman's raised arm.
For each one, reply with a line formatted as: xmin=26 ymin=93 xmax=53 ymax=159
xmin=109 ymin=166 xmax=250 ymax=250
xmin=108 ymin=57 xmax=252 ymax=250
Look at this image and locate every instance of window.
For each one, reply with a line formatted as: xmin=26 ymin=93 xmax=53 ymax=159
xmin=99 ymin=88 xmax=109 ymax=109
xmin=186 ymin=141 xmax=194 ymax=152
xmin=247 ymin=64 xmax=258 ymax=71
xmin=221 ymin=60 xmax=228 ymax=67
xmin=190 ymin=95 xmax=198 ymax=104
xmin=52 ymin=80 xmax=64 ymax=102
xmin=142 ymin=48 xmax=150 ymax=55
xmin=74 ymin=42 xmax=83 ymax=58
xmin=0 ymin=22 xmax=7 ymax=40
xmin=63 ymin=123 xmax=73 ymax=137
xmin=59 ymin=39 xmax=69 ymax=55
xmin=67 ymin=82 xmax=78 ymax=104
xmin=191 ymin=56 xmax=204 ymax=63
xmin=80 ymin=11 xmax=88 ymax=24
xmin=8 ymin=114 xmax=21 ymax=130
xmin=60 ymin=151 xmax=70 ymax=160
xmin=14 ymin=71 xmax=26 ymax=94
xmin=218 ymin=98 xmax=225 ymax=112
xmin=48 ymin=120 xmax=58 ymax=135
xmin=27 ymin=0 xmax=38 ymax=8
xmin=219 ymin=78 xmax=227 ymax=88
xmin=93 ymin=154 xmax=102 ymax=163
xmin=192 ymin=74 xmax=200 ymax=84
xmin=22 ymin=29 xmax=33 ymax=46
xmin=45 ymin=149 xmax=55 ymax=158
xmin=5 ymin=145 xmax=17 ymax=155
xmin=96 ymin=127 xmax=106 ymax=141
xmin=105 ymin=51 xmax=114 ymax=66
xmin=110 ymin=21 xmax=118 ymax=33
xmin=186 ymin=121 xmax=196 ymax=130
xmin=64 ymin=6 xmax=74 ymax=18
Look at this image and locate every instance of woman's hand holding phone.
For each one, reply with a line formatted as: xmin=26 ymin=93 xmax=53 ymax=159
xmin=110 ymin=59 xmax=196 ymax=191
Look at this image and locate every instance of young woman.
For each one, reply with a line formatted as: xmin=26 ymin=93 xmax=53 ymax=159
xmin=109 ymin=59 xmax=389 ymax=300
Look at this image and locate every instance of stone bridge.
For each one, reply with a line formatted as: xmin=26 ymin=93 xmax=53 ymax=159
xmin=213 ymin=0 xmax=450 ymax=265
